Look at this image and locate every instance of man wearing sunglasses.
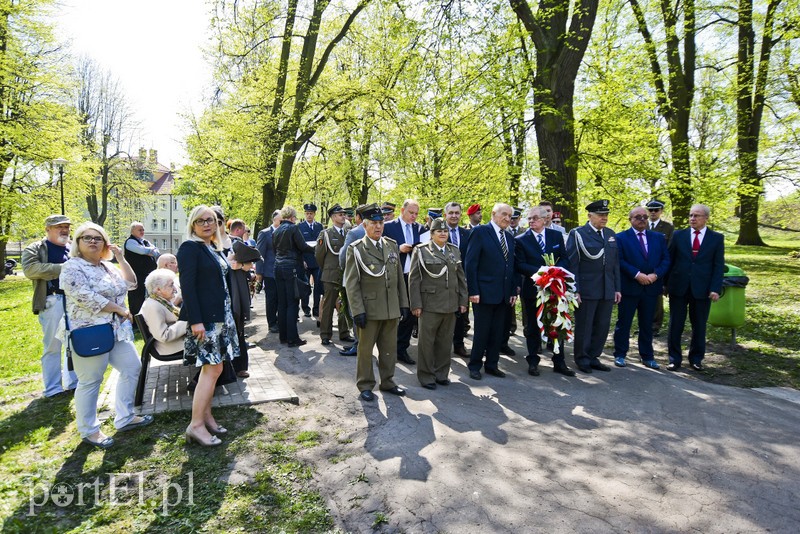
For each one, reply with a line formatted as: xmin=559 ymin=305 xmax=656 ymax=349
xmin=612 ymin=207 xmax=671 ymax=369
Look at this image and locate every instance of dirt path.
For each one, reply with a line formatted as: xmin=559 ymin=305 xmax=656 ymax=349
xmin=245 ymin=293 xmax=800 ymax=533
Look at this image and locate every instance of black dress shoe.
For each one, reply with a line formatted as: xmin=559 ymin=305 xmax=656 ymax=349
xmin=383 ymin=385 xmax=406 ymax=396
xmin=590 ymin=362 xmax=611 ymax=372
xmin=453 ymin=345 xmax=469 ymax=358
xmin=485 ymin=368 xmax=506 ymax=378
xmin=316 ymin=320 xmax=321 ymax=327
xmin=499 ymin=345 xmax=516 ymax=356
xmin=340 ymin=334 xmax=355 ymax=342
xmin=469 ymin=371 xmax=482 ymax=380
xmin=339 ymin=345 xmax=357 ymax=356
xmin=303 ymin=311 xmax=312 ymax=318
xmin=690 ymin=362 xmax=705 ymax=371
xmin=359 ymin=390 xmax=375 ymax=401
xmin=321 ymin=338 xmax=331 ymax=346
xmin=421 ymin=383 xmax=437 ymax=390
xmin=397 ymin=353 xmax=416 ymax=365
xmin=577 ymin=365 xmax=593 ymax=374
xmin=553 ymin=365 xmax=576 ymax=377
xmin=269 ymin=326 xmax=279 ymax=333
xmin=435 ymin=378 xmax=451 ymax=386
xmin=288 ymin=339 xmax=307 ymax=348
xmin=528 ymin=366 xmax=540 ymax=376
xmin=666 ymin=363 xmax=681 ymax=371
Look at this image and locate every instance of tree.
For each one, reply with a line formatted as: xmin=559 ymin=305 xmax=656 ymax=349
xmin=0 ymin=0 xmax=79 ymax=278
xmin=509 ymin=0 xmax=600 ymax=226
xmin=627 ymin=0 xmax=697 ymax=227
xmin=735 ymin=0 xmax=791 ymax=245
xmin=73 ymin=56 xmax=143 ymax=227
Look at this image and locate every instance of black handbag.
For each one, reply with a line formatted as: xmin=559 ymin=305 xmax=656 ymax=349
xmin=63 ymin=294 xmax=115 ymax=357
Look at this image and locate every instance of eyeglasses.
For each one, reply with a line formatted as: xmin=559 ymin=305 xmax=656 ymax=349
xmin=194 ymin=218 xmax=217 ymax=226
xmin=527 ymin=216 xmax=541 ymax=221
xmin=631 ymin=215 xmax=648 ymax=221
xmin=80 ymin=235 xmax=104 ymax=244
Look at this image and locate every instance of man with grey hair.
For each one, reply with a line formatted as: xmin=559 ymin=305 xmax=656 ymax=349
xmin=665 ymin=203 xmax=724 ymax=371
xmin=22 ymin=214 xmax=79 ymax=397
xmin=566 ymin=200 xmax=621 ymax=374
xmin=465 ymin=203 xmax=517 ymax=380
xmin=124 ymin=221 xmax=160 ymax=316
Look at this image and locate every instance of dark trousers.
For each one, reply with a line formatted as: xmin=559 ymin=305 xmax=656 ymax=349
xmin=468 ymin=302 xmax=506 ymax=373
xmin=502 ymin=303 xmax=514 ymax=345
xmin=301 ymin=267 xmax=323 ymax=315
xmin=668 ymin=292 xmax=711 ymax=366
xmin=452 ymin=311 xmax=466 ymax=349
xmin=613 ymin=293 xmax=657 ymax=361
xmin=275 ymin=267 xmax=301 ymax=343
xmin=652 ymin=294 xmax=665 ymax=333
xmin=521 ymin=296 xmax=565 ymax=367
xmin=397 ymin=273 xmax=415 ymax=354
xmin=573 ymin=298 xmax=614 ymax=367
xmin=264 ymin=276 xmax=278 ymax=327
xmin=232 ymin=311 xmax=249 ymax=372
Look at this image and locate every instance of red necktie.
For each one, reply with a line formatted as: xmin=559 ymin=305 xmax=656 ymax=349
xmin=692 ymin=230 xmax=700 ymax=257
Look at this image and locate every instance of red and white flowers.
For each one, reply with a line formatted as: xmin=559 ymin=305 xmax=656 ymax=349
xmin=533 ymin=254 xmax=579 ymax=354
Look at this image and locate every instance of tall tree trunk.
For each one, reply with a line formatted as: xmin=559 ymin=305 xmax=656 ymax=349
xmin=735 ymin=0 xmax=781 ymax=246
xmin=510 ymin=0 xmax=599 ymax=228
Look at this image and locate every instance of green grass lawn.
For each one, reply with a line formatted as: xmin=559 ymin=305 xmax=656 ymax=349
xmin=0 ymin=276 xmax=332 ymax=532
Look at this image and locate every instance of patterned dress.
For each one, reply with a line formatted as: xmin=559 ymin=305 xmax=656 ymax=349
xmin=183 ymin=245 xmax=240 ymax=367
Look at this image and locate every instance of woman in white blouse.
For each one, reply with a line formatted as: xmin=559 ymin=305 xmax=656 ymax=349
xmin=140 ymin=269 xmax=187 ymax=356
xmin=60 ymin=222 xmax=154 ymax=449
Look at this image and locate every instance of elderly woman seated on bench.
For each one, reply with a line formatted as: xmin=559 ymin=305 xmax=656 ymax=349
xmin=140 ymin=268 xmax=187 ymax=357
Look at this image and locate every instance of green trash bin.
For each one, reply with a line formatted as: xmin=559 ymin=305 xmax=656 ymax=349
xmin=708 ymin=264 xmax=748 ymax=329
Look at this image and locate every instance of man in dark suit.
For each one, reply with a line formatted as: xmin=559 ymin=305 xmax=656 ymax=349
xmin=256 ymin=210 xmax=281 ymax=333
xmin=465 ymin=203 xmax=517 ymax=380
xmin=444 ymin=201 xmax=471 ymax=358
xmin=500 ymin=207 xmax=524 ymax=355
xmin=298 ymin=203 xmax=324 ymax=317
xmin=382 ymin=199 xmax=425 ymax=365
xmin=666 ymin=204 xmax=724 ymax=371
xmin=566 ymin=200 xmax=622 ymax=374
xmin=515 ymin=206 xmax=575 ymax=377
xmin=646 ymin=199 xmax=674 ymax=335
xmin=612 ymin=207 xmax=671 ymax=369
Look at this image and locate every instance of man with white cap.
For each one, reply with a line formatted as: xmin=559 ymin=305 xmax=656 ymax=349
xmin=22 ymin=214 xmax=79 ymax=397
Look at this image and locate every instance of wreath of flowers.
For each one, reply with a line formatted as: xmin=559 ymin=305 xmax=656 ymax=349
xmin=533 ymin=253 xmax=579 ymax=354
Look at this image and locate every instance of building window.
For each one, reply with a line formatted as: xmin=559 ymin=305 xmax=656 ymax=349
xmin=162 ymin=239 xmax=167 ymax=249
xmin=152 ymin=219 xmax=158 ymax=231
xmin=174 ymin=239 xmax=180 ymax=250
xmin=173 ymin=219 xmax=179 ymax=230
xmin=161 ymin=219 xmax=167 ymax=231
xmin=161 ymin=199 xmax=167 ymax=211
xmin=173 ymin=198 xmax=179 ymax=210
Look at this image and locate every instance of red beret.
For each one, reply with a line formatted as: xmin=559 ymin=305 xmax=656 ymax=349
xmin=467 ymin=204 xmax=481 ymax=216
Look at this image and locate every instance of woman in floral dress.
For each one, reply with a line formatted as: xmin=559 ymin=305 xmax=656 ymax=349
xmin=177 ymin=205 xmax=240 ymax=446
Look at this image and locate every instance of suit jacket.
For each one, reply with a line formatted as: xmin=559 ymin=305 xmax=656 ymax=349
xmin=666 ymin=228 xmax=725 ymax=298
xmin=514 ymin=228 xmax=568 ymax=301
xmin=566 ymin=223 xmax=621 ymax=300
xmin=616 ymin=228 xmax=671 ymax=296
xmin=255 ymin=226 xmax=276 ymax=278
xmin=446 ymin=225 xmax=470 ymax=259
xmin=315 ymin=225 xmax=348 ymax=284
xmin=298 ymin=220 xmax=323 ymax=269
xmin=408 ymin=241 xmax=467 ymax=313
xmin=650 ymin=219 xmax=674 ymax=244
xmin=383 ymin=218 xmax=426 ymax=269
xmin=343 ymin=236 xmax=408 ymax=320
xmin=177 ymin=240 xmax=232 ymax=325
xmin=464 ymin=223 xmax=516 ymax=304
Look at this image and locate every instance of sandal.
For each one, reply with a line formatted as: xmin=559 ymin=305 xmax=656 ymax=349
xmin=117 ymin=414 xmax=154 ymax=432
xmin=82 ymin=434 xmax=114 ymax=449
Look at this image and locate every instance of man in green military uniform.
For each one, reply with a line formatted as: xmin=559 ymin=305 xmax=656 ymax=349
xmin=343 ymin=204 xmax=410 ymax=401
xmin=409 ymin=218 xmax=467 ymax=389
xmin=315 ymin=204 xmax=354 ymax=346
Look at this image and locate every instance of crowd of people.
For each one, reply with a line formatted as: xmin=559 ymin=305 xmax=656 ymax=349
xmin=20 ymin=195 xmax=725 ymax=445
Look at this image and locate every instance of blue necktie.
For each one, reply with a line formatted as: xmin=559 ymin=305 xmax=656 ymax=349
xmin=537 ymin=233 xmax=545 ymax=253
xmin=450 ymin=228 xmax=458 ymax=246
xmin=404 ymin=223 xmax=412 ymax=245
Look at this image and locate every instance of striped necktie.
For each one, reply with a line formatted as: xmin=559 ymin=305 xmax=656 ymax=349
xmin=536 ymin=233 xmax=545 ymax=253
xmin=499 ymin=231 xmax=508 ymax=260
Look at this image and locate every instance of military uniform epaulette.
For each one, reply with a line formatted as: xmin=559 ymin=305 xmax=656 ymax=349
xmin=382 ymin=236 xmax=397 ymax=245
